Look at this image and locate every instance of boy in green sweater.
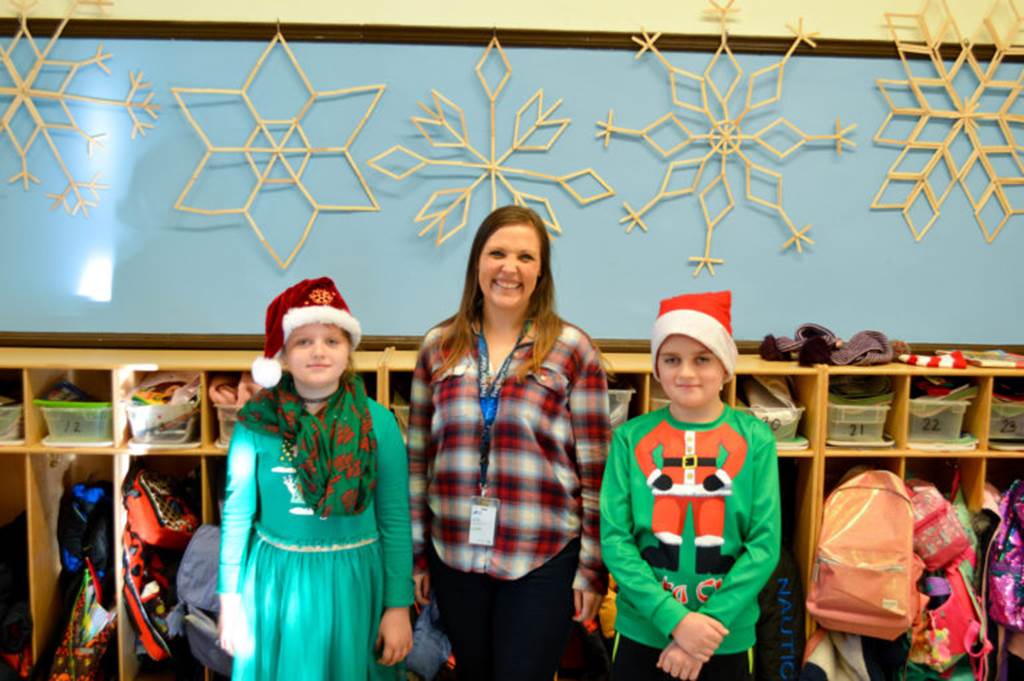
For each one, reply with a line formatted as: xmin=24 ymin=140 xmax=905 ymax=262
xmin=600 ymin=291 xmax=781 ymax=680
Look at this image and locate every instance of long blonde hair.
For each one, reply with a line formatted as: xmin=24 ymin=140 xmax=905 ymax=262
xmin=435 ymin=205 xmax=562 ymax=379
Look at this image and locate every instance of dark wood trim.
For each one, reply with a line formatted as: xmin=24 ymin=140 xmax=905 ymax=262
xmin=3 ymin=17 xmax=1003 ymax=60
xmin=0 ymin=332 xmax=1020 ymax=357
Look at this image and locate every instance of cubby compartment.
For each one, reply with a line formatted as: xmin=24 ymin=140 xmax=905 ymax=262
xmin=823 ymin=455 xmax=904 ymax=497
xmin=26 ymin=452 xmax=116 ymax=671
xmin=116 ymin=370 xmax=202 ymax=452
xmin=0 ymin=456 xmax=29 ymax=675
xmin=28 ymin=369 xmax=114 ymax=448
xmin=0 ymin=369 xmax=24 ymax=445
xmin=602 ymin=363 xmax=644 ymax=431
xmin=115 ymin=454 xmax=204 ymax=681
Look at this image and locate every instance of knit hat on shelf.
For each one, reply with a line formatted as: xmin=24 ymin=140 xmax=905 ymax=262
xmin=651 ymin=290 xmax=737 ymax=378
xmin=251 ymin=277 xmax=362 ymax=388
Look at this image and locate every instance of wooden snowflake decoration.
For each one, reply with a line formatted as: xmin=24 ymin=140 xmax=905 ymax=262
xmin=369 ymin=37 xmax=615 ymax=245
xmin=172 ymin=30 xmax=385 ymax=269
xmin=872 ymin=0 xmax=1024 ymax=242
xmin=0 ymin=0 xmax=158 ymax=216
xmin=596 ymin=0 xmax=855 ymax=276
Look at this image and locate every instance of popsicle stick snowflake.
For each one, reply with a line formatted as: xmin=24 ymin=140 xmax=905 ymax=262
xmin=0 ymin=0 xmax=158 ymax=216
xmin=597 ymin=0 xmax=855 ymax=276
xmin=370 ymin=37 xmax=614 ymax=245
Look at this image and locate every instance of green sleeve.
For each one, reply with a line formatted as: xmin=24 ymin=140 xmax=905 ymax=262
xmin=600 ymin=426 xmax=692 ymax=639
xmin=700 ymin=431 xmax=781 ymax=629
xmin=371 ymin=403 xmax=415 ymax=608
xmin=218 ymin=425 xmax=257 ymax=594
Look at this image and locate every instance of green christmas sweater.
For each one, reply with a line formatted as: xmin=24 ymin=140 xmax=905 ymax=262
xmin=600 ymin=404 xmax=781 ymax=653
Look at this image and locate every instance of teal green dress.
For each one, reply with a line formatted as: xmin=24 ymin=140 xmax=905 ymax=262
xmin=218 ymin=399 xmax=414 ymax=681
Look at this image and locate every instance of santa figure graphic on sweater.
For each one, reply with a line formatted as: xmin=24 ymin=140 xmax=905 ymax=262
xmin=634 ymin=421 xmax=746 ymax=574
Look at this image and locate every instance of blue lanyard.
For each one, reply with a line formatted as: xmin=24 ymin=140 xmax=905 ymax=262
xmin=476 ymin=324 xmax=528 ymax=494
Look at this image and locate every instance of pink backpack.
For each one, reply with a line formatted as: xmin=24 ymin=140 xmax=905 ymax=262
xmin=909 ymin=558 xmax=991 ymax=678
xmin=807 ymin=469 xmax=927 ymax=640
xmin=908 ymin=479 xmax=971 ymax=571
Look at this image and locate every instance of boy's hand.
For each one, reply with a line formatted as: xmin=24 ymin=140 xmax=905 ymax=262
xmin=658 ymin=640 xmax=704 ymax=680
xmin=671 ymin=611 xmax=728 ymax=661
xmin=376 ymin=607 xmax=413 ymax=666
xmin=651 ymin=471 xmax=673 ymax=491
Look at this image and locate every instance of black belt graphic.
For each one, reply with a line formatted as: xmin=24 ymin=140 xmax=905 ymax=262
xmin=662 ymin=457 xmax=718 ymax=467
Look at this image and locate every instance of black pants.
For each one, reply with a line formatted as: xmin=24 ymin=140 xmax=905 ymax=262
xmin=428 ymin=539 xmax=580 ymax=681
xmin=612 ymin=633 xmax=752 ymax=681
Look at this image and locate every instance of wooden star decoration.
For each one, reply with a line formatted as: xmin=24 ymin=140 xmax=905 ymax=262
xmin=0 ymin=0 xmax=158 ymax=216
xmin=172 ymin=30 xmax=384 ymax=269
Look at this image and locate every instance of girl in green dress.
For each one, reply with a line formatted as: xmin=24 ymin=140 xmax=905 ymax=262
xmin=217 ymin=277 xmax=414 ymax=680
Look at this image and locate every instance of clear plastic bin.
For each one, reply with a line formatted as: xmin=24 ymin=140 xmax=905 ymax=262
xmin=827 ymin=403 xmax=890 ymax=442
xmin=739 ymin=405 xmax=805 ymax=441
xmin=216 ymin=405 xmax=239 ymax=447
xmin=127 ymin=402 xmax=199 ymax=445
xmin=0 ymin=404 xmax=22 ymax=441
xmin=991 ymin=401 xmax=1024 ymax=440
xmin=908 ymin=398 xmax=969 ymax=442
xmin=392 ymin=404 xmax=409 ymax=443
xmin=39 ymin=404 xmax=112 ymax=443
xmin=607 ymin=389 xmax=635 ymax=429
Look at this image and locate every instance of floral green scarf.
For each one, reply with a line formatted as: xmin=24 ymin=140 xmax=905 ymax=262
xmin=238 ymin=373 xmax=377 ymax=516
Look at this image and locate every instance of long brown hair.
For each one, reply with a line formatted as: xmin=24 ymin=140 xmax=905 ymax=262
xmin=435 ymin=205 xmax=563 ymax=378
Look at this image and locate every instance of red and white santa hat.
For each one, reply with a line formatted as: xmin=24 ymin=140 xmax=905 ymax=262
xmin=651 ymin=291 xmax=737 ymax=378
xmin=251 ymin=277 xmax=362 ymax=388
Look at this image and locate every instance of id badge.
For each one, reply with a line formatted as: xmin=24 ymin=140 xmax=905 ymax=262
xmin=469 ymin=496 xmax=500 ymax=546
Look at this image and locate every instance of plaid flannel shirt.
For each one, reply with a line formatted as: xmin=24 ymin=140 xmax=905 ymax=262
xmin=408 ymin=323 xmax=610 ymax=594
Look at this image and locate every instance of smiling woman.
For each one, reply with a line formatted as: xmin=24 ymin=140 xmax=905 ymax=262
xmin=407 ymin=205 xmax=612 ymax=681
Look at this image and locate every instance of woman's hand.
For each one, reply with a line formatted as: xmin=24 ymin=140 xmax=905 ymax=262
xmin=670 ymin=611 xmax=728 ymax=662
xmin=413 ymin=571 xmax=431 ymax=606
xmin=376 ymin=607 xmax=413 ymax=666
xmin=573 ymin=589 xmax=602 ymax=623
xmin=217 ymin=592 xmax=248 ymax=656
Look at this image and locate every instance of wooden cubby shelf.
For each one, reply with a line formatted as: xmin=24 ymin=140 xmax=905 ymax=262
xmin=0 ymin=348 xmax=1021 ymax=679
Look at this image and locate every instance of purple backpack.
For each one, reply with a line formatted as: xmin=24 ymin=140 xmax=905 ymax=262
xmin=989 ymin=480 xmax=1024 ymax=630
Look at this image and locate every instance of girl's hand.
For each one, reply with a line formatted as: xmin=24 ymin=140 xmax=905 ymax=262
xmin=376 ymin=607 xmax=413 ymax=666
xmin=670 ymin=612 xmax=728 ymax=662
xmin=413 ymin=571 xmax=431 ymax=606
xmin=217 ymin=592 xmax=248 ymax=656
xmin=658 ymin=640 xmax=704 ymax=680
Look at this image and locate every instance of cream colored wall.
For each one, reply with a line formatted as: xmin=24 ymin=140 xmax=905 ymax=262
xmin=17 ymin=1 xmax=999 ymax=41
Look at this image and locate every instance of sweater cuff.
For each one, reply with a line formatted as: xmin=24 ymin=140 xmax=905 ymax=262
xmin=652 ymin=597 xmax=688 ymax=640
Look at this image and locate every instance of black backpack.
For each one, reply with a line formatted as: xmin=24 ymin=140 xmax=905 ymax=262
xmin=56 ymin=481 xmax=114 ymax=608
xmin=756 ymin=545 xmax=805 ymax=681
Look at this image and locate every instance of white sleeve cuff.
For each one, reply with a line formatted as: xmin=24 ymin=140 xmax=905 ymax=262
xmin=647 ymin=469 xmax=663 ymax=487
xmin=716 ymin=469 xmax=732 ymax=486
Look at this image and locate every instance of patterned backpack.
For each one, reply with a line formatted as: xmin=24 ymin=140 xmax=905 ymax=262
xmin=989 ymin=479 xmax=1024 ymax=631
xmin=123 ymin=468 xmax=199 ymax=550
xmin=121 ymin=466 xmax=199 ymax=661
xmin=909 ymin=479 xmax=971 ymax=571
xmin=47 ymin=559 xmax=117 ymax=681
